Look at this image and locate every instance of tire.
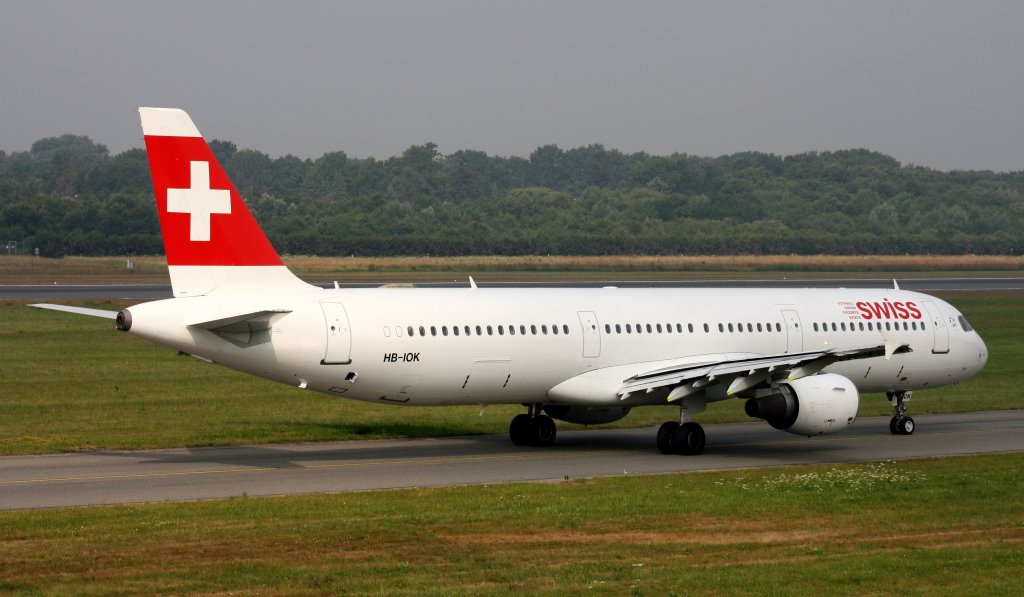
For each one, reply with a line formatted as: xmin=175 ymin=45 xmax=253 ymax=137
xmin=509 ymin=414 xmax=533 ymax=446
xmin=657 ymin=421 xmax=680 ymax=454
xmin=671 ymin=422 xmax=706 ymax=455
xmin=898 ymin=416 xmax=915 ymax=435
xmin=532 ymin=415 xmax=557 ymax=447
xmin=889 ymin=416 xmax=900 ymax=435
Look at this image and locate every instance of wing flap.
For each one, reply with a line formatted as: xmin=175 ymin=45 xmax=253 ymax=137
xmin=620 ymin=344 xmax=910 ymax=401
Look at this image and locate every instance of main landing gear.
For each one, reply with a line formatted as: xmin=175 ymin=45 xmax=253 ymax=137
xmin=888 ymin=390 xmax=915 ymax=435
xmin=657 ymin=396 xmax=707 ymax=455
xmin=656 ymin=421 xmax=706 ymax=455
xmin=509 ymin=405 xmax=557 ymax=447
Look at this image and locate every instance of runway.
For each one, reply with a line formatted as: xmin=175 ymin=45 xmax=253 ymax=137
xmin=1 ymin=410 xmax=1021 ymax=511
xmin=2 ymin=277 xmax=1023 ymax=300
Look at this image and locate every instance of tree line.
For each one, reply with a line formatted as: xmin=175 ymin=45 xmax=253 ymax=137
xmin=1 ymin=134 xmax=1022 ymax=257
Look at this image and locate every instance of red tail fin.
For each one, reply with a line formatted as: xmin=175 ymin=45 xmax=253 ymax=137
xmin=140 ymin=108 xmax=311 ymax=296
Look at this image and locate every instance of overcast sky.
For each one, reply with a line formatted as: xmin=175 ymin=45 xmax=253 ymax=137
xmin=1 ymin=1 xmax=1023 ymax=171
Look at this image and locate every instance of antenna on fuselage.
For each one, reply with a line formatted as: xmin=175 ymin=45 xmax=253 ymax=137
xmin=469 ymin=276 xmax=478 ymax=289
xmin=893 ymin=279 xmax=900 ymax=290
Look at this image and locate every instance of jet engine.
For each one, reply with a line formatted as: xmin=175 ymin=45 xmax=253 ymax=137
xmin=743 ymin=373 xmax=858 ymax=436
xmin=543 ymin=405 xmax=631 ymax=425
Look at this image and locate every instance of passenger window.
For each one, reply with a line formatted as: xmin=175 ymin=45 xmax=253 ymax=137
xmin=442 ymin=326 xmax=448 ymax=336
xmin=520 ymin=325 xmax=526 ymax=335
xmin=746 ymin=323 xmax=752 ymax=332
xmin=498 ymin=325 xmax=504 ymax=336
xmin=626 ymin=324 xmax=632 ymax=333
xmin=688 ymin=323 xmax=694 ymax=333
xmin=657 ymin=323 xmax=663 ymax=333
xmin=776 ymin=323 xmax=782 ymax=332
xmin=419 ymin=326 xmax=426 ymax=336
xmin=616 ymin=324 xmax=622 ymax=334
xmin=531 ymin=325 xmax=537 ymax=335
xmin=859 ymin=322 xmax=864 ymax=331
xmin=542 ymin=325 xmax=548 ymax=335
xmin=407 ymin=326 xmax=414 ymax=337
xmin=605 ymin=324 xmax=611 ymax=333
xmin=646 ymin=324 xmax=653 ymax=333
xmin=453 ymin=326 xmax=460 ymax=336
xmin=552 ymin=324 xmax=559 ymax=335
xmin=636 ymin=323 xmax=643 ymax=334
xmin=885 ymin=322 xmax=891 ymax=331
xmin=487 ymin=325 xmax=493 ymax=336
xmin=728 ymin=323 xmax=734 ymax=333
xmin=509 ymin=325 xmax=515 ymax=336
xmin=840 ymin=322 xmax=846 ymax=332
xmin=813 ymin=323 xmax=819 ymax=332
xmin=430 ymin=326 xmax=437 ymax=336
xmin=718 ymin=323 xmax=724 ymax=333
xmin=396 ymin=326 xmax=404 ymax=337
xmin=831 ymin=323 xmax=837 ymax=332
xmin=563 ymin=324 xmax=570 ymax=334
xmin=464 ymin=325 xmax=471 ymax=336
xmin=476 ymin=325 xmax=482 ymax=336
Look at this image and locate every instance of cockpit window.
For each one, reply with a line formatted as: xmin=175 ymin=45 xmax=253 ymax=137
xmin=958 ymin=315 xmax=974 ymax=332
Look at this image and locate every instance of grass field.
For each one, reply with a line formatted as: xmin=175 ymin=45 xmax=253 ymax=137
xmin=1 ymin=453 xmax=1021 ymax=594
xmin=0 ymin=291 xmax=1019 ymax=456
xmin=2 ymin=253 xmax=1023 ymax=284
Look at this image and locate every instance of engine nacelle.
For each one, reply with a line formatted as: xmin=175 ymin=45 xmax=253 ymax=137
xmin=544 ymin=404 xmax=631 ymax=425
xmin=744 ymin=373 xmax=859 ymax=436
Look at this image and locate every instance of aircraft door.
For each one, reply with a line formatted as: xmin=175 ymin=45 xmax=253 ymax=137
xmin=922 ymin=301 xmax=950 ymax=354
xmin=781 ymin=309 xmax=803 ymax=353
xmin=320 ymin=302 xmax=352 ymax=364
xmin=578 ymin=311 xmax=601 ymax=358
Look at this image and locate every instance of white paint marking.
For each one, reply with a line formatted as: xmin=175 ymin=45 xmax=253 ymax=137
xmin=167 ymin=161 xmax=231 ymax=242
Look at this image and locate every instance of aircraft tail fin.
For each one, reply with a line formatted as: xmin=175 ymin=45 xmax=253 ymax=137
xmin=139 ymin=108 xmax=314 ymax=297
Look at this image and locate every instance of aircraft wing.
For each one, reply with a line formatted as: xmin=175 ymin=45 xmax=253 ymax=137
xmin=29 ymin=304 xmax=118 ymax=319
xmin=620 ymin=343 xmax=911 ymax=401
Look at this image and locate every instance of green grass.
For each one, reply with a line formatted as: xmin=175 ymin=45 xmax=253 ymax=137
xmin=0 ymin=291 xmax=1019 ymax=455
xmin=0 ymin=454 xmax=1021 ymax=594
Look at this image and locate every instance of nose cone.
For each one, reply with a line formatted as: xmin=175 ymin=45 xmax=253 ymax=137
xmin=965 ymin=331 xmax=988 ymax=377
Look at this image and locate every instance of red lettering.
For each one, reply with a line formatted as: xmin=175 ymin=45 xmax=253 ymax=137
xmin=856 ymin=301 xmax=873 ymax=319
xmin=906 ymin=302 xmax=922 ymax=319
xmin=893 ymin=302 xmax=909 ymax=319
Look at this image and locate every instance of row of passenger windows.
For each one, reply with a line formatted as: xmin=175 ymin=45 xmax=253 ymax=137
xmin=604 ymin=321 xmax=784 ymax=334
xmin=386 ymin=323 xmax=572 ymax=338
xmin=813 ymin=320 xmax=926 ymax=333
xmin=385 ymin=318 xmax=927 ymax=339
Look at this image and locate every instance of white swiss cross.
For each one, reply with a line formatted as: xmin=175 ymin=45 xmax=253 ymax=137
xmin=166 ymin=161 xmax=231 ymax=242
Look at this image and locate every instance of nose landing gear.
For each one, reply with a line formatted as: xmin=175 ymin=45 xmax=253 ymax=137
xmin=888 ymin=390 xmax=915 ymax=435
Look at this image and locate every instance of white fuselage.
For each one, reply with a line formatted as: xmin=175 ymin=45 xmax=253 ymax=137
xmin=125 ymin=286 xmax=988 ymax=409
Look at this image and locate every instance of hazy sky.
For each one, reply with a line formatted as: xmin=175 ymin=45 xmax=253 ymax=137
xmin=2 ymin=1 xmax=1023 ymax=171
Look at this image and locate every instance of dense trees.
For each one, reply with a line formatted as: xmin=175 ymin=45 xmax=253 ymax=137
xmin=1 ymin=134 xmax=1022 ymax=258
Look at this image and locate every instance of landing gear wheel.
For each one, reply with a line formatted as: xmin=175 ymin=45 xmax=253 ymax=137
xmin=657 ymin=421 xmax=705 ymax=454
xmin=532 ymin=415 xmax=557 ymax=447
xmin=888 ymin=391 xmax=915 ymax=436
xmin=895 ymin=416 xmax=915 ymax=435
xmin=509 ymin=414 xmax=533 ymax=446
xmin=509 ymin=414 xmax=557 ymax=447
xmin=673 ymin=422 xmax=706 ymax=455
xmin=657 ymin=421 xmax=680 ymax=454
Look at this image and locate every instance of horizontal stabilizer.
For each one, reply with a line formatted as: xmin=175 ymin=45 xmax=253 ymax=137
xmin=28 ymin=304 xmax=118 ymax=319
xmin=187 ymin=310 xmax=291 ymax=333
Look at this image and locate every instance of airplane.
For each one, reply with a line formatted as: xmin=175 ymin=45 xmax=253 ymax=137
xmin=31 ymin=108 xmax=989 ymax=455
